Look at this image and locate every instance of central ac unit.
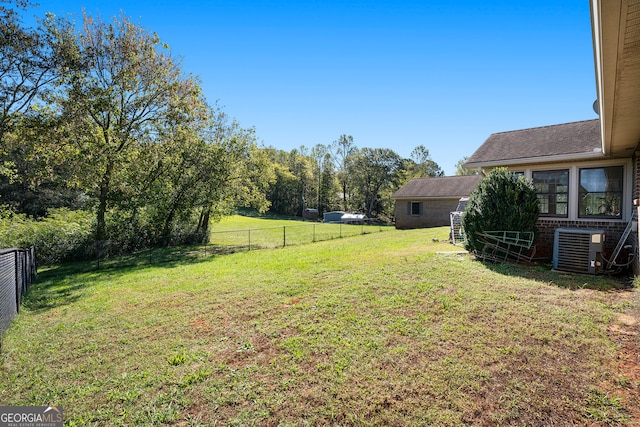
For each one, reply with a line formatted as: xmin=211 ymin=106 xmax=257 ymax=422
xmin=553 ymin=228 xmax=605 ymax=274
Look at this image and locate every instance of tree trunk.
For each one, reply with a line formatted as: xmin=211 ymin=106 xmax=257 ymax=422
xmin=197 ymin=207 xmax=211 ymax=240
xmin=342 ymin=181 xmax=348 ymax=211
xmin=366 ymin=197 xmax=374 ymax=218
xmin=161 ymin=185 xmax=192 ymax=244
xmin=202 ymin=209 xmax=210 ymax=235
xmin=96 ymin=159 xmax=113 ymax=241
xmin=196 ymin=207 xmax=211 ymax=234
xmin=161 ymin=208 xmax=175 ymax=244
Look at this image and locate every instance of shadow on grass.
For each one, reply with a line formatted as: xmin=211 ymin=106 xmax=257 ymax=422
xmin=478 ymin=258 xmax=634 ymax=291
xmin=21 ymin=278 xmax=86 ymax=312
xmin=94 ymin=244 xmax=246 ymax=270
xmin=22 ymin=244 xmax=250 ymax=313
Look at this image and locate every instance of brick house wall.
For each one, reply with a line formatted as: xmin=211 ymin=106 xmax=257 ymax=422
xmin=394 ymin=198 xmax=460 ymax=229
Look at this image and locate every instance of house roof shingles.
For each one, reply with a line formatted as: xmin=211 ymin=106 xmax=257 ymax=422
xmin=464 ymin=119 xmax=602 ymax=168
xmin=392 ymin=175 xmax=482 ymax=199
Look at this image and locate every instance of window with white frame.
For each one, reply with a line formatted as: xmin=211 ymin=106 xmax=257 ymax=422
xmin=532 ymin=170 xmax=569 ymax=217
xmin=578 ymin=165 xmax=623 ymax=218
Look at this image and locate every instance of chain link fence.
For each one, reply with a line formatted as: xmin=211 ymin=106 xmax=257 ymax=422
xmin=209 ymin=222 xmax=391 ymax=251
xmin=0 ymin=247 xmax=36 ymax=335
xmin=90 ymin=222 xmax=392 ymax=270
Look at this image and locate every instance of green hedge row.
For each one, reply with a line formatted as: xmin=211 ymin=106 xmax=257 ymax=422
xmin=0 ymin=208 xmax=94 ymax=265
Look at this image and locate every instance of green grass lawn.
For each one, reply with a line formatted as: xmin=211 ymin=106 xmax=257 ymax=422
xmin=1 ymin=223 xmax=638 ymax=426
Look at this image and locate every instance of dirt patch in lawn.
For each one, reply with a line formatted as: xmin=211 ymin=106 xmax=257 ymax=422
xmin=608 ymin=306 xmax=640 ymax=424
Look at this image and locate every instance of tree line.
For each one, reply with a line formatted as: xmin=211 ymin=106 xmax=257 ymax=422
xmin=0 ymin=1 xmax=467 ymax=257
xmin=264 ymin=136 xmax=445 ymax=221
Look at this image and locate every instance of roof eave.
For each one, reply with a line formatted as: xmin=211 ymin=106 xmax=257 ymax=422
xmin=590 ymin=0 xmax=640 ymax=156
xmin=590 ymin=0 xmax=609 ymax=155
xmin=463 ymin=150 xmax=606 ymax=170
xmin=392 ymin=195 xmax=471 ymax=200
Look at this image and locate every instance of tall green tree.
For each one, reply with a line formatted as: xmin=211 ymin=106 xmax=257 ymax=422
xmin=0 ymin=5 xmax=275 ymax=255
xmin=0 ymin=1 xmax=74 ymax=178
xmin=264 ymin=147 xmax=313 ymax=217
xmin=0 ymin=110 xmax=84 ymax=216
xmin=332 ymin=134 xmax=355 ymax=211
xmin=398 ymin=145 xmax=444 ymax=185
xmin=151 ymin=116 xmax=271 ymax=242
xmin=267 ymin=164 xmax=300 ymax=216
xmin=408 ymin=145 xmax=444 ymax=178
xmin=53 ymin=12 xmax=207 ymax=240
xmin=197 ymin=113 xmax=274 ymax=230
xmin=289 ymin=148 xmax=313 ymax=215
xmin=0 ymin=4 xmax=80 ymax=212
xmin=1 ymin=1 xmax=49 ymax=144
xmin=318 ymin=152 xmax=337 ymax=214
xmin=310 ymin=143 xmax=328 ymax=210
xmin=348 ymin=147 xmax=402 ymax=218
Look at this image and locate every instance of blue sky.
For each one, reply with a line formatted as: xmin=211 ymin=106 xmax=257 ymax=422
xmin=31 ymin=0 xmax=597 ymax=175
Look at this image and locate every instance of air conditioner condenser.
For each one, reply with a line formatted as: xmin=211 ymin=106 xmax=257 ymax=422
xmin=552 ymin=228 xmax=605 ymax=274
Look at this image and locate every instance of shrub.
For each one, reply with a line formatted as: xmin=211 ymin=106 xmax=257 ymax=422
xmin=462 ymin=168 xmax=540 ymax=253
xmin=0 ymin=206 xmax=208 ymax=264
xmin=0 ymin=208 xmax=95 ymax=265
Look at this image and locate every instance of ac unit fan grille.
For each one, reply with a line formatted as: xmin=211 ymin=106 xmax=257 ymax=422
xmin=556 ymin=233 xmax=591 ymax=273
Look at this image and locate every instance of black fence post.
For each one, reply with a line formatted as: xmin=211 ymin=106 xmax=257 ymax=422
xmin=31 ymin=246 xmax=37 ymax=282
xmin=21 ymin=250 xmax=27 ymax=296
xmin=26 ymin=249 xmax=31 ymax=288
xmin=32 ymin=246 xmax=37 ymax=283
xmin=283 ymin=226 xmax=286 ymax=248
xmin=14 ymin=250 xmax=19 ymax=314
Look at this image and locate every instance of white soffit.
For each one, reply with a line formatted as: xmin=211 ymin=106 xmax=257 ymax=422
xmin=594 ymin=0 xmax=640 ymax=156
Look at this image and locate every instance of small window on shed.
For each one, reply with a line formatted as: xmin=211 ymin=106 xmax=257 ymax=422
xmin=410 ymin=201 xmax=422 ymax=216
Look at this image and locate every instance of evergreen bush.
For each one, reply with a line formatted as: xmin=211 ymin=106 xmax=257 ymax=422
xmin=462 ymin=168 xmax=540 ymax=253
